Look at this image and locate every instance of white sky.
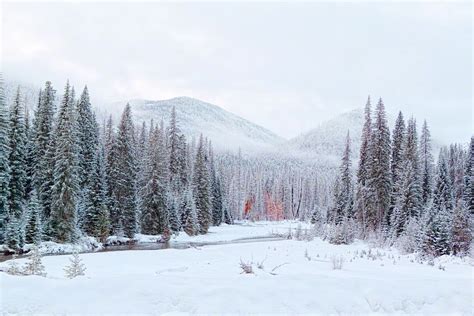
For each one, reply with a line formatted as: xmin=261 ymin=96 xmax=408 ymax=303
xmin=1 ymin=1 xmax=472 ymax=143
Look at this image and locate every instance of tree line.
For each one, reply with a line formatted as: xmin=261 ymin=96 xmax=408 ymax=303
xmin=329 ymin=97 xmax=473 ymax=257
xmin=0 ymin=79 xmax=231 ymax=251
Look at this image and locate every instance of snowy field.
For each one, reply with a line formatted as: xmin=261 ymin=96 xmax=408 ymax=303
xmin=1 ymin=221 xmax=473 ymax=315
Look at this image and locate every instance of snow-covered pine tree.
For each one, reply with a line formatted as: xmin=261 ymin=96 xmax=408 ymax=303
xmin=419 ymin=120 xmax=435 ymax=207
xmin=168 ymin=106 xmax=184 ymax=192
xmin=64 ymin=251 xmax=86 ymax=278
xmin=24 ymin=246 xmax=46 ymax=276
xmin=331 ymin=131 xmax=353 ymax=224
xmin=403 ymin=118 xmax=422 ymax=218
xmin=0 ymin=75 xmax=11 ymax=244
xmin=83 ymin=144 xmax=110 ymax=240
xmin=111 ymin=104 xmax=138 ymax=238
xmin=7 ymin=87 xmax=28 ymax=250
xmin=140 ymin=124 xmax=169 ymax=235
xmin=451 ymin=202 xmax=471 ymax=255
xmin=50 ymin=82 xmax=79 ymax=243
xmin=35 ymin=82 xmax=57 ymax=239
xmin=104 ymin=115 xmax=121 ymax=234
xmin=76 ymin=86 xmax=99 ymax=228
xmin=181 ymin=186 xmax=199 ymax=236
xmin=423 ymin=149 xmax=453 ymax=256
xmin=24 ymin=105 xmax=36 ymax=199
xmin=25 ymin=189 xmax=42 ymax=244
xmin=464 ymin=136 xmax=474 ymax=216
xmin=353 ymin=97 xmax=372 ymax=233
xmin=366 ymin=98 xmax=391 ymax=233
xmin=389 ymin=111 xmax=406 ymax=225
xmin=209 ymin=145 xmax=223 ymax=226
xmin=447 ymin=143 xmax=466 ymax=205
xmin=193 ymin=134 xmax=211 ymax=234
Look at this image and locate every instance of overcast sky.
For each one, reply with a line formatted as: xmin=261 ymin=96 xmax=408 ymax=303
xmin=1 ymin=1 xmax=471 ymax=143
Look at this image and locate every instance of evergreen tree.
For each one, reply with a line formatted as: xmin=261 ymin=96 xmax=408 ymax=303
xmin=193 ymin=135 xmax=211 ymax=234
xmin=389 ymin=111 xmax=406 ymax=223
xmin=354 ymin=97 xmax=372 ymax=232
xmin=423 ymin=150 xmax=453 ymax=256
xmin=24 ymin=246 xmax=46 ymax=276
xmin=7 ymin=88 xmax=28 ymax=250
xmin=83 ymin=144 xmax=110 ymax=240
xmin=0 ymin=75 xmax=11 ymax=244
xmin=209 ymin=146 xmax=223 ymax=226
xmin=419 ymin=120 xmax=435 ymax=206
xmin=168 ymin=106 xmax=183 ymax=191
xmin=464 ymin=136 xmax=474 ymax=215
xmin=64 ymin=251 xmax=86 ymax=278
xmin=167 ymin=192 xmax=181 ymax=232
xmin=366 ymin=98 xmax=391 ymax=232
xmin=110 ymin=104 xmax=138 ymax=237
xmin=76 ymin=86 xmax=99 ymax=227
xmin=24 ymin=106 xmax=36 ymax=199
xmin=25 ymin=190 xmax=42 ymax=244
xmin=451 ymin=203 xmax=471 ymax=255
xmin=35 ymin=82 xmax=57 ymax=239
xmin=331 ymin=132 xmax=353 ymax=224
xmin=50 ymin=82 xmax=79 ymax=243
xmin=181 ymin=186 xmax=199 ymax=236
xmin=140 ymin=125 xmax=169 ymax=235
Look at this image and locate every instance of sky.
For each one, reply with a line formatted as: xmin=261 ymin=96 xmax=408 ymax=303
xmin=1 ymin=1 xmax=472 ymax=143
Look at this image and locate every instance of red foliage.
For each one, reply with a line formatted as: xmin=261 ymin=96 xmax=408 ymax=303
xmin=264 ymin=192 xmax=283 ymax=221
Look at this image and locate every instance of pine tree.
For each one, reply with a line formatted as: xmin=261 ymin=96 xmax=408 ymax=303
xmin=331 ymin=132 xmax=353 ymax=224
xmin=64 ymin=251 xmax=86 ymax=278
xmin=167 ymin=192 xmax=181 ymax=232
xmin=366 ymin=98 xmax=391 ymax=232
xmin=451 ymin=203 xmax=471 ymax=255
xmin=0 ymin=75 xmax=11 ymax=244
xmin=419 ymin=120 xmax=435 ymax=206
xmin=34 ymin=82 xmax=56 ymax=225
xmin=209 ymin=146 xmax=224 ymax=226
xmin=50 ymin=82 xmax=79 ymax=243
xmin=24 ymin=105 xmax=36 ymax=199
xmin=25 ymin=190 xmax=42 ymax=244
xmin=7 ymin=88 xmax=28 ymax=250
xmin=423 ymin=149 xmax=453 ymax=256
xmin=83 ymin=144 xmax=110 ymax=240
xmin=168 ymin=106 xmax=183 ymax=192
xmin=354 ymin=97 xmax=372 ymax=232
xmin=140 ymin=125 xmax=169 ymax=235
xmin=181 ymin=187 xmax=199 ymax=236
xmin=24 ymin=246 xmax=46 ymax=276
xmin=76 ymin=86 xmax=99 ymax=228
xmin=464 ymin=136 xmax=474 ymax=215
xmin=110 ymin=104 xmax=138 ymax=237
xmin=193 ymin=135 xmax=211 ymax=234
xmin=389 ymin=111 xmax=406 ymax=223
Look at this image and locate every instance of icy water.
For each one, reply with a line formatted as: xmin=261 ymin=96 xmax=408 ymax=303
xmin=0 ymin=236 xmax=284 ymax=263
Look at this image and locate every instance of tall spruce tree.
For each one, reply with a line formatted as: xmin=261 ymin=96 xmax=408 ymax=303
xmin=419 ymin=120 xmax=435 ymax=207
xmin=366 ymin=98 xmax=391 ymax=232
xmin=83 ymin=144 xmax=110 ymax=240
xmin=423 ymin=149 xmax=453 ymax=256
xmin=389 ymin=112 xmax=406 ymax=218
xmin=35 ymin=82 xmax=57 ymax=238
xmin=141 ymin=125 xmax=169 ymax=234
xmin=0 ymin=76 xmax=11 ymax=244
xmin=464 ymin=136 xmax=474 ymax=215
xmin=111 ymin=104 xmax=138 ymax=237
xmin=76 ymin=86 xmax=99 ymax=228
xmin=354 ymin=97 xmax=372 ymax=232
xmin=7 ymin=88 xmax=28 ymax=250
xmin=331 ymin=132 xmax=353 ymax=224
xmin=50 ymin=82 xmax=79 ymax=243
xmin=25 ymin=189 xmax=42 ymax=244
xmin=193 ymin=135 xmax=211 ymax=234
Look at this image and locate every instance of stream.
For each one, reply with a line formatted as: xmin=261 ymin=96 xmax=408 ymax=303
xmin=0 ymin=235 xmax=285 ymax=263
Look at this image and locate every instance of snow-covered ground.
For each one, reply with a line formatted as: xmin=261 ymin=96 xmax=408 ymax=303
xmin=1 ymin=221 xmax=472 ymax=315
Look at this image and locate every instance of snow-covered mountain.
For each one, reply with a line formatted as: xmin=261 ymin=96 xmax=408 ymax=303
xmin=285 ymin=108 xmax=364 ymax=161
xmin=116 ymin=97 xmax=285 ymax=153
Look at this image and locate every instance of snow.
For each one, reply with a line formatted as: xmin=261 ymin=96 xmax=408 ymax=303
xmin=1 ymin=222 xmax=472 ymax=315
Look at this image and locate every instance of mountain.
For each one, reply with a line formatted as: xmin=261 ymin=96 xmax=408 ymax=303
xmin=116 ymin=97 xmax=284 ymax=152
xmin=285 ymin=108 xmax=364 ymax=162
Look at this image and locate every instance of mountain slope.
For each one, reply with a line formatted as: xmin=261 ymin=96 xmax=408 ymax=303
xmin=121 ymin=97 xmax=284 ymax=152
xmin=285 ymin=108 xmax=364 ymax=161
